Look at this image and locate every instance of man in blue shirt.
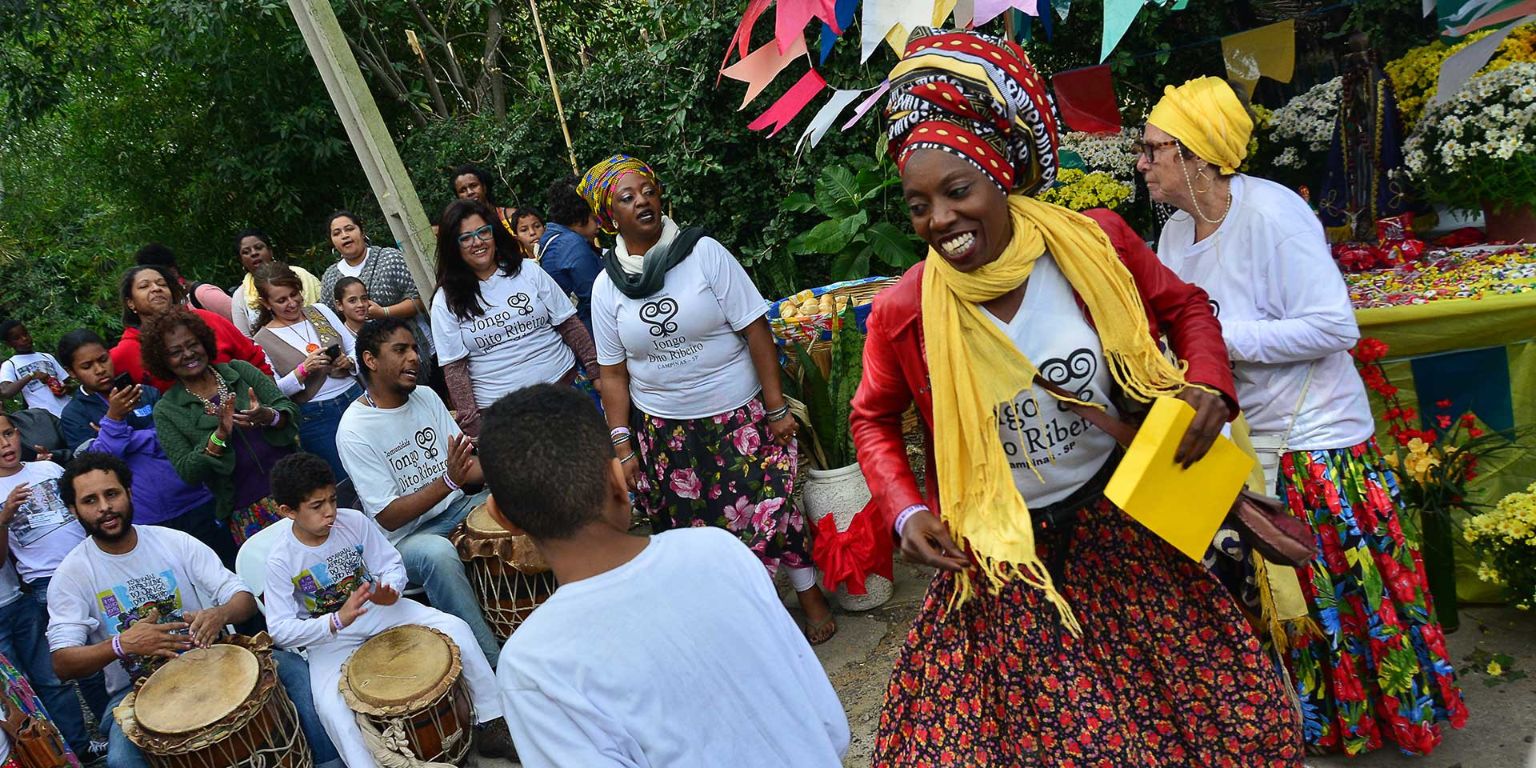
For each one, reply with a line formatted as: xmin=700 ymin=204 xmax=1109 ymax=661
xmin=536 ymin=176 xmax=604 ymax=334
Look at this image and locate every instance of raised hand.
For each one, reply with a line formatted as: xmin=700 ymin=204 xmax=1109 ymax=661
xmin=368 ymin=583 xmax=400 ymax=606
xmin=216 ymin=397 xmax=236 ymax=442
xmin=1 ymin=483 xmax=31 ymax=525
xmin=445 ymin=433 xmax=481 ymax=489
xmin=336 ymin=582 xmax=373 ymax=630
xmin=233 ymin=387 xmax=276 ymax=430
xmin=105 ymin=383 xmax=143 ymax=422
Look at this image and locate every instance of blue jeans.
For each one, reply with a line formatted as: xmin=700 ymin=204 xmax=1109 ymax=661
xmin=0 ymin=597 xmax=93 ymax=755
xmin=105 ymin=649 xmax=340 ymax=768
xmin=25 ymin=577 xmax=111 ymax=727
xmin=395 ymin=489 xmax=501 ymax=665
xmin=298 ymin=384 xmax=364 ymax=484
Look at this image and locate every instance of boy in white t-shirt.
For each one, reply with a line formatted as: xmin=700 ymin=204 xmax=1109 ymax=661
xmin=477 ymin=384 xmax=849 ymax=768
xmin=263 ymin=453 xmax=514 ymax=767
xmin=0 ymin=321 xmax=71 ymax=417
xmin=0 ymin=412 xmax=88 ymax=593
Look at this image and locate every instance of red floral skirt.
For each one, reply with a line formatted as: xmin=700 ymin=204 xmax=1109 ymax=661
xmin=874 ymin=498 xmax=1303 ymax=767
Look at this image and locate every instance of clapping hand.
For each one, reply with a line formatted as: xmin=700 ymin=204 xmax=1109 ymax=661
xmin=446 ymin=433 xmax=482 ymax=488
xmin=337 ymin=583 xmax=373 ymax=630
xmin=232 ymin=387 xmax=278 ymax=430
xmin=368 ymin=583 xmax=400 ymax=606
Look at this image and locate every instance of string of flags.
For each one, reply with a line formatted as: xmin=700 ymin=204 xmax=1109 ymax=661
xmin=722 ymin=0 xmax=1308 ymax=153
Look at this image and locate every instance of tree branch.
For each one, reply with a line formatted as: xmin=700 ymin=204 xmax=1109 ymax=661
xmin=482 ymin=4 xmax=506 ymax=121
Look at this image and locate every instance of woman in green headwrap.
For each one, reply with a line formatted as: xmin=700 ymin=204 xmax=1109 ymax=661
xmin=580 ymin=155 xmax=837 ymax=645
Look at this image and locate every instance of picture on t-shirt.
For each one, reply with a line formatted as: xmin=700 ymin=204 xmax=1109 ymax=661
xmin=292 ymin=544 xmax=375 ymax=617
xmin=10 ymin=477 xmax=73 ymax=548
xmin=95 ymin=569 xmax=188 ymax=680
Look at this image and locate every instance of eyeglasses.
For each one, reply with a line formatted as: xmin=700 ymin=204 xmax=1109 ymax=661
xmin=456 ymin=225 xmax=494 ymax=246
xmin=1132 ymin=139 xmax=1180 ymax=163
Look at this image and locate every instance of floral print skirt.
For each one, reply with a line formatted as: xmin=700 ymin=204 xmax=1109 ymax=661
xmin=874 ymin=498 xmax=1303 ymax=767
xmin=635 ymin=398 xmax=810 ymax=573
xmin=1277 ymin=440 xmax=1468 ymax=756
xmin=226 ymin=496 xmax=283 ymax=547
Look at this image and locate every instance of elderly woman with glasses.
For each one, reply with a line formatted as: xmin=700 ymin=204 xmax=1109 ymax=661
xmin=580 ymin=154 xmax=837 ymax=645
xmin=851 ymin=30 xmax=1303 ymax=766
xmin=430 ymin=198 xmax=599 ymax=437
xmin=1140 ymin=77 xmax=1466 ymax=757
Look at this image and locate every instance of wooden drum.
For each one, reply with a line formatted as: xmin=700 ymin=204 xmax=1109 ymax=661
xmin=117 ymin=638 xmax=312 ymax=768
xmin=339 ymin=624 xmax=473 ymax=766
xmin=451 ymin=503 xmax=555 ymax=640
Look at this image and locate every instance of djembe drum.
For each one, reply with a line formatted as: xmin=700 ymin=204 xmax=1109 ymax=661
xmin=117 ymin=638 xmax=312 ymax=768
xmin=451 ymin=503 xmax=555 ymax=639
xmin=339 ymin=625 xmax=473 ymax=766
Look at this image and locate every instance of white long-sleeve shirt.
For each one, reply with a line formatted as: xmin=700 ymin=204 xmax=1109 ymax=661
xmin=1157 ymin=174 xmax=1374 ymax=451
xmin=262 ymin=509 xmax=409 ymax=650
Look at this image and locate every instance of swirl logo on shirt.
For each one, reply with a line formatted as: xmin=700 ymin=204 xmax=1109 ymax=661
xmin=507 ymin=292 xmax=534 ymax=316
xmin=1208 ymin=298 xmax=1221 ymax=318
xmin=1037 ymin=348 xmax=1098 ymax=410
xmin=639 ymin=298 xmax=680 ymax=337
xmin=414 ymin=427 xmax=439 ymax=460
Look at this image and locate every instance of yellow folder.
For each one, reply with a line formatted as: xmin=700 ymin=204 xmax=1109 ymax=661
xmin=1103 ymin=397 xmax=1254 ymax=561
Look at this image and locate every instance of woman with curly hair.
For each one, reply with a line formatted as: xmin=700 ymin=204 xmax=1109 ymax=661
xmin=851 ymin=29 xmax=1301 ymax=765
xmin=581 ymin=154 xmax=836 ymax=645
xmin=111 ymin=265 xmax=272 ymax=391
xmin=146 ymin=307 xmax=299 ymax=544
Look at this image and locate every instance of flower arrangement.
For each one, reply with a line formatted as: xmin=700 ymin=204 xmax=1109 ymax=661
xmin=1057 ymin=129 xmax=1140 ymax=181
xmin=1264 ymin=77 xmax=1341 ymax=169
xmin=1386 ymin=21 xmax=1536 ymax=129
xmin=1038 ymin=168 xmax=1134 ymax=212
xmin=1402 ymin=62 xmax=1536 ymax=215
xmin=1464 ymin=481 xmax=1536 ymax=610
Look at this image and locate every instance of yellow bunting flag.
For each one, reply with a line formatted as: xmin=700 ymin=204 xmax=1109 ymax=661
xmin=1221 ymin=19 xmax=1296 ymax=97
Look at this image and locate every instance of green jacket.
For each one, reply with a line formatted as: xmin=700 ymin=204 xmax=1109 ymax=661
xmin=152 ymin=361 xmax=299 ymax=518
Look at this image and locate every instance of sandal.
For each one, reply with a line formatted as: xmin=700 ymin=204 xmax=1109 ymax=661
xmin=805 ymin=615 xmax=838 ymax=646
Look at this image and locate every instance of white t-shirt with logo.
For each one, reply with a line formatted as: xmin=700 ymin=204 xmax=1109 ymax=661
xmin=1 ymin=352 xmax=72 ymax=416
xmin=335 ymin=388 xmax=463 ymax=543
xmin=431 ymin=264 xmax=577 ymax=407
xmin=263 ymin=508 xmax=410 ymax=649
xmin=0 ymin=462 xmax=88 ymax=582
xmin=1156 ymin=174 xmax=1374 ymax=451
xmin=45 ymin=525 xmax=250 ymax=695
xmin=984 ymin=255 xmax=1120 ymax=507
xmin=592 ymin=238 xmax=769 ymax=420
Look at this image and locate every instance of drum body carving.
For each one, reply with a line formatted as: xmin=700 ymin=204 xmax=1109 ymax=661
xmin=340 ymin=624 xmax=472 ymax=765
xmin=117 ymin=638 xmax=312 ymax=768
xmin=452 ymin=503 xmax=555 ymax=639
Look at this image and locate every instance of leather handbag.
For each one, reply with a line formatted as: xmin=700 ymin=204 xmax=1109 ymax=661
xmin=1034 ymin=378 xmax=1316 ymax=567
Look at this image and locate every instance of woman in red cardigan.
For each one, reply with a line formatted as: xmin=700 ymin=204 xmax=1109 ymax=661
xmin=111 ymin=265 xmax=273 ymax=391
xmin=851 ymin=29 xmax=1302 ymax=766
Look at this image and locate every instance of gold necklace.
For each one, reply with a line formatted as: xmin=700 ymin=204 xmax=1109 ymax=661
xmin=187 ymin=371 xmax=231 ymax=416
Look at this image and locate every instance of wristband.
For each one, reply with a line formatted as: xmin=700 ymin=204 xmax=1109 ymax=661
xmin=297 ymin=363 xmax=309 ymax=380
xmin=765 ymin=404 xmax=791 ymax=421
xmin=208 ymin=432 xmax=228 ymax=448
xmin=383 ymin=305 xmax=391 ymax=317
xmin=610 ymin=426 xmax=631 ymax=440
xmin=619 ymin=451 xmax=638 ymax=465
xmin=111 ymin=635 xmax=127 ymax=660
xmin=611 ymin=434 xmax=632 ymax=447
xmin=443 ymin=474 xmax=461 ymax=492
xmin=894 ymin=504 xmax=930 ymax=537
xmin=330 ymin=613 xmax=343 ymax=633
xmin=268 ymin=408 xmax=282 ymax=427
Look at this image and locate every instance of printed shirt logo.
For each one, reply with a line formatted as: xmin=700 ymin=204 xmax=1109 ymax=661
xmin=507 ymin=293 xmax=534 ymax=316
xmin=383 ymin=429 xmax=448 ymax=495
xmin=998 ymin=347 xmax=1103 ymax=470
xmin=9 ymin=478 xmax=74 ymax=548
xmin=96 ymin=569 xmax=186 ymax=681
xmin=415 ymin=427 xmax=439 ymax=460
xmin=293 ymin=545 xmax=374 ymax=617
xmin=639 ymin=298 xmax=680 ymax=337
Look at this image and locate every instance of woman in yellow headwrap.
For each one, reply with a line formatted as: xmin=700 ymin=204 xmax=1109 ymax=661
xmin=851 ymin=30 xmax=1302 ymax=766
xmin=1142 ymin=77 xmax=1467 ymax=757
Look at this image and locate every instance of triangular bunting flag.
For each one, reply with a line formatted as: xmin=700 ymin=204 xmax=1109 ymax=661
xmin=778 ymin=0 xmax=842 ymax=54
xmin=723 ymin=36 xmax=810 ymax=110
xmin=719 ymin=0 xmax=775 ymax=82
xmin=842 ymin=79 xmax=892 ymax=130
xmin=796 ymin=88 xmax=868 ymax=154
xmin=1220 ymin=19 xmax=1296 ymax=97
xmin=1100 ymin=0 xmax=1143 ymax=62
xmin=861 ymin=0 xmax=935 ymax=62
xmin=1052 ymin=65 xmax=1121 ymax=133
xmin=1432 ymin=16 xmax=1531 ymax=104
xmin=974 ymin=0 xmax=1036 ymax=26
xmin=932 ymin=0 xmax=960 ymax=25
xmin=820 ymin=0 xmax=861 ymax=63
xmin=955 ymin=0 xmax=977 ymax=26
xmin=749 ymin=69 xmax=829 ymax=136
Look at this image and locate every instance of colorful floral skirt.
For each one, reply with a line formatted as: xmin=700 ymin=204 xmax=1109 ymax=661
xmin=1277 ymin=440 xmax=1468 ymax=756
xmin=874 ymin=498 xmax=1303 ymax=767
xmin=0 ymin=650 xmax=80 ymax=767
xmin=635 ymin=398 xmax=810 ymax=573
xmin=226 ymin=496 xmax=283 ymax=546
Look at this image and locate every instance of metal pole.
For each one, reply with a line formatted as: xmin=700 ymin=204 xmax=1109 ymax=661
xmin=287 ymin=0 xmax=438 ymax=305
xmin=528 ymin=0 xmax=581 ymax=175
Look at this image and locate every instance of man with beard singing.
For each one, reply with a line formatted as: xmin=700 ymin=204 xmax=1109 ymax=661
xmin=44 ymin=453 xmax=339 ymax=768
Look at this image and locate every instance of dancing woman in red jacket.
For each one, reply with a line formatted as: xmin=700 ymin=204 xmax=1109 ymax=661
xmin=851 ymin=28 xmax=1303 ymax=767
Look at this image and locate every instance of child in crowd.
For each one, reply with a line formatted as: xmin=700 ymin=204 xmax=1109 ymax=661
xmin=331 ymin=277 xmax=370 ymax=336
xmin=477 ymin=385 xmax=849 ymax=767
xmin=1 ymin=321 xmax=71 ymax=417
xmin=0 ymin=412 xmax=87 ymax=597
xmin=263 ymin=453 xmax=514 ymax=766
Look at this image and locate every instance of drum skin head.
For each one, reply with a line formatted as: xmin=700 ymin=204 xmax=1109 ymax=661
xmin=136 ymin=645 xmax=259 ymax=735
xmin=345 ymin=625 xmax=453 ymax=708
xmin=466 ymin=503 xmax=512 ymax=539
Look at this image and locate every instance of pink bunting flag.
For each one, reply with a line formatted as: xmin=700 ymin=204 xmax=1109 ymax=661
xmin=719 ymin=0 xmax=775 ymax=82
xmin=973 ymin=0 xmax=1037 ymax=26
xmin=748 ymin=69 xmax=829 ymax=137
xmin=842 ymin=79 xmax=892 ymax=130
xmin=777 ymin=0 xmax=843 ymax=54
xmin=722 ymin=35 xmax=810 ymax=109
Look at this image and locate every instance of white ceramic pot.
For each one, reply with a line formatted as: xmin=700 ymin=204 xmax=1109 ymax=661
xmin=803 ymin=462 xmax=893 ymax=611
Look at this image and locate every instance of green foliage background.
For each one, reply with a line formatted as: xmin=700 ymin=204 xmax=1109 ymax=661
xmin=1 ymin=0 xmax=1436 ymax=352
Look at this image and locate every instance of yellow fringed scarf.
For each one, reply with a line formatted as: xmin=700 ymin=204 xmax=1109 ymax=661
xmin=922 ymin=194 xmax=1190 ymax=629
